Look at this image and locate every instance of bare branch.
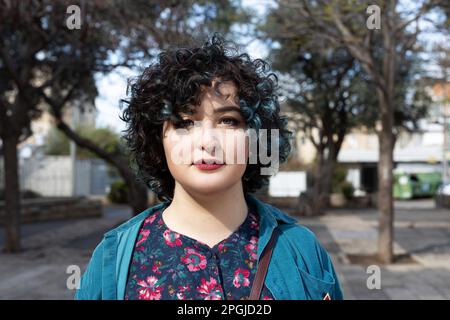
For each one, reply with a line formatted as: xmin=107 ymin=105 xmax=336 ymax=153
xmin=394 ymin=0 xmax=432 ymax=35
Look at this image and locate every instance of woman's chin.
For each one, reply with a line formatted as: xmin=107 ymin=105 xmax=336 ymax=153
xmin=182 ymin=177 xmax=239 ymax=195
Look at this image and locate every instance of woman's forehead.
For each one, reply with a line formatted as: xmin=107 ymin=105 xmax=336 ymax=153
xmin=201 ymin=78 xmax=239 ymax=105
xmin=212 ymin=79 xmax=237 ymax=93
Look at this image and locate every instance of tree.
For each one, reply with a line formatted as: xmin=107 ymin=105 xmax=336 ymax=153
xmin=266 ymin=40 xmax=368 ymax=215
xmin=260 ymin=0 xmax=440 ymax=263
xmin=0 ymin=0 xmax=249 ymax=252
xmin=45 ymin=125 xmax=122 ymax=159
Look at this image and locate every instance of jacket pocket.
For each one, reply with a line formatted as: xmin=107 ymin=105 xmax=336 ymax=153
xmin=297 ymin=267 xmax=337 ymax=300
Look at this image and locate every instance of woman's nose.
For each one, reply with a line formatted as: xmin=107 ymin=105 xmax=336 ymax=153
xmin=196 ymin=122 xmax=221 ymax=152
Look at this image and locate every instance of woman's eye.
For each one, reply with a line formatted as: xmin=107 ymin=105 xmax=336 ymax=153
xmin=220 ymin=117 xmax=240 ymax=127
xmin=174 ymin=119 xmax=194 ymax=128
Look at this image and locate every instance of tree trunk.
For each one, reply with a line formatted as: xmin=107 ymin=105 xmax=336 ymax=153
xmin=53 ymin=119 xmax=149 ymax=216
xmin=319 ymin=156 xmax=335 ymax=203
xmin=299 ymin=149 xmax=335 ymax=216
xmin=127 ymin=177 xmax=150 ymax=216
xmin=310 ymin=150 xmax=325 ymax=215
xmin=377 ymin=5 xmax=396 ymax=264
xmin=376 ymin=89 xmax=395 ymax=264
xmin=3 ymin=134 xmax=21 ymax=253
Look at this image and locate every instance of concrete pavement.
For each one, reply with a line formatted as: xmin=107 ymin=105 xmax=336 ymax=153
xmin=0 ymin=205 xmax=131 ymax=299
xmin=300 ymin=200 xmax=450 ymax=300
xmin=0 ymin=199 xmax=449 ymax=300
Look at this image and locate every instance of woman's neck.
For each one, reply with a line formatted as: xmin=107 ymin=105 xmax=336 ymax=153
xmin=162 ymin=182 xmax=249 ymax=247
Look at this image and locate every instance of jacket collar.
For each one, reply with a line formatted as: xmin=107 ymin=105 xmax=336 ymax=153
xmin=103 ymin=192 xmax=298 ymax=300
xmin=104 ymin=192 xmax=298 ymax=239
xmin=245 ymin=193 xmax=297 ymax=225
xmin=244 ymin=193 xmax=297 ymax=258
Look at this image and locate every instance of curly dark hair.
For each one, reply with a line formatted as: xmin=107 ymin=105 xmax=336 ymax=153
xmin=120 ymin=34 xmax=293 ymax=202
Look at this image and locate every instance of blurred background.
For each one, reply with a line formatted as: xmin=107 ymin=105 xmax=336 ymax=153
xmin=0 ymin=0 xmax=449 ymax=299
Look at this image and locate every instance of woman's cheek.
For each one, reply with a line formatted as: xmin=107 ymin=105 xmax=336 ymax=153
xmin=223 ymin=129 xmax=248 ymax=165
xmin=165 ymin=132 xmax=194 ymax=167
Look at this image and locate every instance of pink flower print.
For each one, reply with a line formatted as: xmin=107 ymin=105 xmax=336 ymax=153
xmin=249 ymin=214 xmax=259 ymax=230
xmin=245 ymin=236 xmax=258 ymax=261
xmin=139 ymin=264 xmax=147 ymax=271
xmin=180 ymin=247 xmax=207 ymax=272
xmin=176 ymin=285 xmax=191 ymax=300
xmin=196 ymin=277 xmax=224 ymax=300
xmin=135 ymin=229 xmax=150 ymax=247
xmin=163 ymin=229 xmax=182 ymax=247
xmin=137 ymin=276 xmax=163 ymax=300
xmin=263 ymin=295 xmax=274 ymax=300
xmin=233 ymin=268 xmax=250 ymax=288
xmin=143 ymin=212 xmax=158 ymax=226
xmin=152 ymin=261 xmax=162 ymax=274
xmin=217 ymin=242 xmax=227 ymax=253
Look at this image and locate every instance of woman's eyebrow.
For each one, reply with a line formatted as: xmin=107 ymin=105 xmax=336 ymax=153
xmin=213 ymin=105 xmax=242 ymax=114
xmin=179 ymin=105 xmax=243 ymax=116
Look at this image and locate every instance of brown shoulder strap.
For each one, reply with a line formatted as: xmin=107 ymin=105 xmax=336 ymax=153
xmin=248 ymin=227 xmax=280 ymax=300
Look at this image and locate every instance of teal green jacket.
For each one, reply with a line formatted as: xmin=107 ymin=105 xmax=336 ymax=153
xmin=74 ymin=193 xmax=343 ymax=300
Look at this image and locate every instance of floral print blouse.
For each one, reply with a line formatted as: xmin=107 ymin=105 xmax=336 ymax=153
xmin=124 ymin=206 xmax=275 ymax=300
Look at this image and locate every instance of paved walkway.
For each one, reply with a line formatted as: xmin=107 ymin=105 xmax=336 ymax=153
xmin=0 ymin=200 xmax=449 ymax=299
xmin=0 ymin=205 xmax=132 ymax=299
xmin=300 ymin=200 xmax=450 ymax=300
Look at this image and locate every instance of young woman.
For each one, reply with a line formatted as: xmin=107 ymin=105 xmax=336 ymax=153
xmin=75 ymin=34 xmax=343 ymax=300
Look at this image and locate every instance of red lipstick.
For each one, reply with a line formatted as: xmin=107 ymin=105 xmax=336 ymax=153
xmin=194 ymin=163 xmax=224 ymax=170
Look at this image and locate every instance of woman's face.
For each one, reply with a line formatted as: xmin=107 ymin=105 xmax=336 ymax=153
xmin=162 ymin=79 xmax=249 ymax=196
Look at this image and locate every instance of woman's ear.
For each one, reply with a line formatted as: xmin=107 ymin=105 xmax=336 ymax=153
xmin=162 ymin=121 xmax=169 ymax=139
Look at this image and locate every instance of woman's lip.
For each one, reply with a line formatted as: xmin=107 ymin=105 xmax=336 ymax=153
xmin=193 ymin=163 xmax=225 ymax=170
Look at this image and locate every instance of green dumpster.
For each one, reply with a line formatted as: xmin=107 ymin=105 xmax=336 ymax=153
xmin=393 ymin=172 xmax=441 ymax=199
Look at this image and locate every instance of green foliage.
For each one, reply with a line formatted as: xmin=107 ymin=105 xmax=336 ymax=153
xmin=331 ymin=165 xmax=354 ymax=199
xmin=44 ymin=125 xmax=122 ymax=159
xmin=260 ymin=0 xmax=434 ymax=135
xmin=341 ymin=181 xmax=355 ymax=200
xmin=44 ymin=127 xmax=71 ymax=156
xmin=331 ymin=165 xmax=348 ymax=193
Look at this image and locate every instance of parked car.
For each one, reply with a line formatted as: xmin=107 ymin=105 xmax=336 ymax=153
xmin=435 ymin=182 xmax=450 ymax=208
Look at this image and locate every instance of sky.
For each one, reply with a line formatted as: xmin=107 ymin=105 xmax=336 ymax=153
xmin=94 ymin=0 xmax=272 ymax=134
xmin=94 ymin=0 xmax=448 ymax=134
